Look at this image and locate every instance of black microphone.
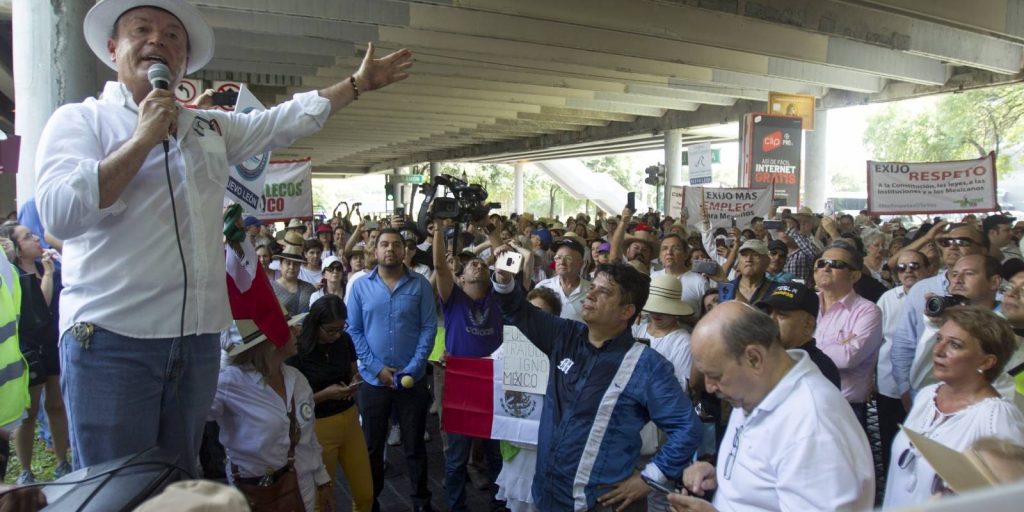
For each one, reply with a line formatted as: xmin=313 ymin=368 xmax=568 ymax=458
xmin=147 ymin=63 xmax=172 ymax=151
xmin=147 ymin=63 xmax=171 ymax=90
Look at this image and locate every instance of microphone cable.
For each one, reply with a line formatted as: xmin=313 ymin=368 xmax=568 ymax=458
xmin=163 ymin=139 xmax=187 ymax=340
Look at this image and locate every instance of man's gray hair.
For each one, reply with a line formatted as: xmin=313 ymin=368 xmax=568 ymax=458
xmin=827 ymin=239 xmax=864 ymax=271
xmin=721 ymin=303 xmax=780 ymax=360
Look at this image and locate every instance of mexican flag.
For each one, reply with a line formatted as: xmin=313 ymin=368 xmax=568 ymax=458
xmin=442 ymin=352 xmax=544 ymax=445
xmin=225 ymin=240 xmax=290 ymax=348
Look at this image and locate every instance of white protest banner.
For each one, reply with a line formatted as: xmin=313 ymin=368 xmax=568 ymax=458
xmin=225 ymin=84 xmax=271 ymax=210
xmin=688 ymin=142 xmax=712 ymax=185
xmin=246 ymin=158 xmax=313 ymax=223
xmin=867 ymin=153 xmax=998 ymax=215
xmin=678 ymin=186 xmax=773 ymax=230
xmin=501 ymin=326 xmax=549 ymax=394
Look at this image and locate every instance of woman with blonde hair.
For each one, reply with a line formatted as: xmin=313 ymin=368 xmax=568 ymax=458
xmin=883 ymin=306 xmax=1024 ymax=507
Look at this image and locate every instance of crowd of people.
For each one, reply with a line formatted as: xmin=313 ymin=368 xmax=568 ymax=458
xmin=1 ymin=1 xmax=1024 ymax=511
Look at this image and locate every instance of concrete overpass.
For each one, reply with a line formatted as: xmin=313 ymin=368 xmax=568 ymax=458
xmin=7 ymin=0 xmax=1024 ymax=214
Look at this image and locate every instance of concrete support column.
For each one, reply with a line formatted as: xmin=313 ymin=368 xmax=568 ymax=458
xmin=14 ymin=0 xmax=96 ymax=209
xmin=392 ymin=167 xmax=406 ymax=208
xmin=663 ymin=129 xmax=683 ymax=214
xmin=514 ymin=162 xmax=525 ymax=214
xmin=803 ymin=109 xmax=829 ymax=211
xmin=429 ymin=161 xmax=440 ymax=180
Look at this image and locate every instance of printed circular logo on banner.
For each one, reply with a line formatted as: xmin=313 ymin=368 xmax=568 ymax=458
xmin=234 ymin=107 xmax=269 ymax=181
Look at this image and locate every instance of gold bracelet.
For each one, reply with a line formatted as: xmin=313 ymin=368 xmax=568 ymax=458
xmin=349 ymin=75 xmax=360 ymax=100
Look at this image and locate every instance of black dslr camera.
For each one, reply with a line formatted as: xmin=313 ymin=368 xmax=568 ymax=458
xmin=924 ymin=294 xmax=969 ymax=317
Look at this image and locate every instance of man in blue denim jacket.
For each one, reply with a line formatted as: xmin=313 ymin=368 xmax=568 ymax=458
xmin=493 ymin=257 xmax=701 ymax=511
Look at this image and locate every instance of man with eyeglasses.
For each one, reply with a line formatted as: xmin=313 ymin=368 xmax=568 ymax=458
xmin=812 ymin=240 xmax=883 ymax=428
xmin=537 ymin=237 xmax=592 ymax=322
xmin=874 ymin=249 xmax=933 ymax=473
xmin=890 ymin=223 xmax=989 ymax=408
xmin=669 ymin=301 xmax=874 ymax=512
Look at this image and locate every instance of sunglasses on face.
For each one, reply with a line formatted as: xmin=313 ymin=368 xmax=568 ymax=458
xmin=324 ymin=265 xmax=344 ymax=273
xmin=896 ymin=262 xmax=921 ymax=273
xmin=937 ymin=237 xmax=977 ymax=248
xmin=769 ymin=250 xmax=784 ymax=257
xmin=815 ymin=258 xmax=852 ymax=270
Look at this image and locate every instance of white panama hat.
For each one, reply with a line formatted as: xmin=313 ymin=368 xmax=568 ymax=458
xmin=84 ymin=0 xmax=215 ymax=75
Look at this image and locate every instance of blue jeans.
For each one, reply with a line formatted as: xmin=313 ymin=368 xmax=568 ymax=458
xmin=443 ymin=432 xmax=503 ymax=512
xmin=60 ymin=328 xmax=220 ymax=474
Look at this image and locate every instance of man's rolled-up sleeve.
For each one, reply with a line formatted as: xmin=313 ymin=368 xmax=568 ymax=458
xmin=35 ymin=105 xmax=128 ymax=240
xmin=220 ymin=91 xmax=331 ymax=167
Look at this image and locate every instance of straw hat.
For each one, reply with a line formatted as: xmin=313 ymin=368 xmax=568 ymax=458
xmin=84 ymin=0 xmax=215 ymax=75
xmin=285 ymin=218 xmax=307 ymax=233
xmin=228 ymin=313 xmax=307 ymax=358
xmin=643 ymin=275 xmax=694 ymax=317
xmin=624 ymin=229 xmax=659 ymax=254
xmin=274 ymin=231 xmax=306 ymax=263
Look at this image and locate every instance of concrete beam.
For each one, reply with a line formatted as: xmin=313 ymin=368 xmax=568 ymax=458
xmin=364 ymin=100 xmax=766 ymax=172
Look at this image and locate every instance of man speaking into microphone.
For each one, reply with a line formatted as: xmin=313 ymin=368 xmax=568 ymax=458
xmin=33 ymin=0 xmax=412 ymax=472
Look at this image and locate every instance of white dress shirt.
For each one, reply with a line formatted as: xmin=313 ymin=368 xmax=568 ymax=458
xmin=209 ymin=364 xmax=330 ymax=512
xmin=712 ymin=350 xmax=875 ymax=512
xmin=537 ymin=275 xmax=592 ymax=322
xmin=35 ymin=82 xmax=330 ymax=338
xmin=876 ymin=285 xmax=909 ymax=399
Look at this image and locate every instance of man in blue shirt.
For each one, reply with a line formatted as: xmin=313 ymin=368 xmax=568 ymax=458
xmin=493 ymin=256 xmax=701 ymax=511
xmin=348 ymin=228 xmax=437 ymax=512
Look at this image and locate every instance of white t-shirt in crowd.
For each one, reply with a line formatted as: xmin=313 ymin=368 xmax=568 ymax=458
xmin=536 ymin=275 xmax=592 ymax=322
xmin=632 ymin=322 xmax=692 ymax=391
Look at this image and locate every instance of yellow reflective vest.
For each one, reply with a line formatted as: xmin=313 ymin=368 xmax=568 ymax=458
xmin=0 ymin=260 xmax=28 ymax=428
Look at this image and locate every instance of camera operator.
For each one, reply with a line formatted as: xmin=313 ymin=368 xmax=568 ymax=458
xmin=432 ymin=217 xmax=506 ymax=511
xmin=907 ymin=254 xmax=1016 ymax=397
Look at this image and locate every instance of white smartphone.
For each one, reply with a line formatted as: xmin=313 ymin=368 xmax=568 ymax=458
xmin=496 ymin=251 xmax=524 ymax=274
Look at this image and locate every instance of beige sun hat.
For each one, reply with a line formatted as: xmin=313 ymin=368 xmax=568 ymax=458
xmin=84 ymin=0 xmax=215 ymax=75
xmin=273 ymin=230 xmax=306 ymax=263
xmin=227 ymin=313 xmax=307 ymax=358
xmin=643 ymin=275 xmax=695 ymax=317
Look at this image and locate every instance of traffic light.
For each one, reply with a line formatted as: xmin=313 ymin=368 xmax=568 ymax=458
xmin=644 ymin=164 xmax=665 ymax=186
xmin=385 ymin=177 xmax=395 ymax=201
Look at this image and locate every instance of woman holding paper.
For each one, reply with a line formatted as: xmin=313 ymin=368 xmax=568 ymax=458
xmin=883 ymin=307 xmax=1024 ymax=508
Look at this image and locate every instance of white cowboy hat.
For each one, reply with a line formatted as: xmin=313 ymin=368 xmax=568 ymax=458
xmin=84 ymin=0 xmax=215 ymax=75
xmin=228 ymin=313 xmax=307 ymax=358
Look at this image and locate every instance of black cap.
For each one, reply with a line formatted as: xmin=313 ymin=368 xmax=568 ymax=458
xmin=983 ymin=214 xmax=1015 ymax=233
xmin=551 ymin=237 xmax=585 ymax=257
xmin=756 ymin=283 xmax=819 ymax=318
xmin=768 ymin=239 xmax=788 ymax=256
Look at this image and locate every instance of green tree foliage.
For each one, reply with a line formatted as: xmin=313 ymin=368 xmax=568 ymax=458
xmin=864 ymin=84 xmax=1024 ymax=177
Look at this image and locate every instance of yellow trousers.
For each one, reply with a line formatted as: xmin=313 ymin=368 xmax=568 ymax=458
xmin=315 ymin=406 xmax=373 ymax=512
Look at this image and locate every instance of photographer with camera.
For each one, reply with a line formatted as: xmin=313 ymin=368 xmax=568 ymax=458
xmin=907 ymin=254 xmax=1014 ymax=396
xmin=431 ymin=217 xmax=507 ymax=511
